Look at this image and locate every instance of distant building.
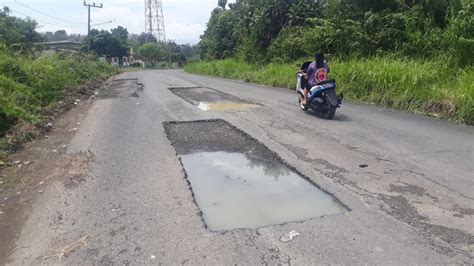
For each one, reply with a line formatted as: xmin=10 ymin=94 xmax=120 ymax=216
xmin=42 ymin=40 xmax=82 ymax=51
xmin=99 ymin=47 xmax=144 ymax=68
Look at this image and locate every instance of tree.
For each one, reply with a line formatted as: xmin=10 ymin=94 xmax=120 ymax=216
xmin=111 ymin=26 xmax=128 ymax=43
xmin=129 ymin=32 xmax=157 ymax=47
xmin=179 ymin=44 xmax=199 ymax=59
xmin=198 ymin=8 xmax=239 ymax=60
xmin=86 ymin=28 xmax=128 ymax=60
xmin=137 ymin=43 xmax=164 ymax=68
xmin=53 ymin=30 xmax=68 ymax=41
xmin=137 ymin=32 xmax=157 ymax=46
xmin=43 ymin=30 xmax=84 ymax=42
xmin=218 ymin=0 xmax=228 ymax=9
xmin=0 ymin=7 xmax=43 ymax=53
xmin=197 ymin=0 xmax=472 ymax=65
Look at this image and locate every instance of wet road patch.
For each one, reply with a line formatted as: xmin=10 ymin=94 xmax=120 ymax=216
xmin=164 ymin=119 xmax=347 ymax=231
xmin=168 ymin=86 xmax=259 ymax=111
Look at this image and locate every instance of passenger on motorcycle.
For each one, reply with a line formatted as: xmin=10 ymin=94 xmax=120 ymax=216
xmin=300 ymin=52 xmax=330 ymax=106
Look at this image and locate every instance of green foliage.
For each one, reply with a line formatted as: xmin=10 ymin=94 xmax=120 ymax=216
xmin=0 ymin=49 xmax=115 ymax=136
xmin=137 ymin=43 xmax=165 ymax=68
xmin=42 ymin=30 xmax=84 ymax=43
xmin=453 ymin=69 xmax=474 ymax=124
xmin=0 ymin=7 xmax=43 ymax=53
xmin=192 ymin=0 xmax=474 ymax=124
xmin=185 ymin=58 xmax=474 ymax=124
xmin=331 ymin=57 xmax=453 ymax=112
xmin=128 ymin=32 xmax=157 ymax=48
xmin=45 ymin=30 xmax=67 ymax=41
xmin=199 ymin=8 xmax=240 ymax=60
xmin=0 ymin=9 xmax=116 ymax=155
xmin=198 ymin=0 xmax=472 ymax=66
xmin=86 ymin=27 xmax=129 ymax=58
xmin=444 ymin=0 xmax=474 ymax=66
xmin=0 ymin=75 xmax=39 ymax=124
xmin=218 ymin=0 xmax=228 ymax=9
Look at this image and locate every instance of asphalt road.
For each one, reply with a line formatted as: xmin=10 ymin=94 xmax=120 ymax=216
xmin=8 ymin=70 xmax=474 ymax=264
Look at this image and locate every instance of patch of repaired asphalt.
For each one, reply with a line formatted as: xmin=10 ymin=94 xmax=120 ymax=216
xmin=100 ymin=78 xmax=144 ymax=98
xmin=163 ymin=119 xmax=349 ymax=231
xmin=388 ymin=183 xmax=438 ymax=201
xmin=451 ymin=205 xmax=474 ymax=216
xmin=281 ymin=142 xmax=474 ymax=256
xmin=164 ymin=119 xmax=273 ymax=158
xmin=168 ymin=86 xmax=261 ymax=110
xmin=378 ymin=194 xmax=474 ymax=247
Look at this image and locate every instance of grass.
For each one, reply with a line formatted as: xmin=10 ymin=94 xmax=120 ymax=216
xmin=185 ymin=57 xmax=474 ymax=125
xmin=0 ymin=50 xmax=116 ymax=162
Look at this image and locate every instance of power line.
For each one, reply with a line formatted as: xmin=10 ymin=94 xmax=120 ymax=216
xmin=91 ymin=18 xmax=109 ymax=23
xmin=13 ymin=0 xmax=85 ymax=25
xmin=3 ymin=6 xmax=83 ymax=29
xmin=91 ymin=20 xmax=114 ymax=27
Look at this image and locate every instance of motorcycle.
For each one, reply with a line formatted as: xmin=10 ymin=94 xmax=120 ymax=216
xmin=296 ymin=61 xmax=343 ymax=120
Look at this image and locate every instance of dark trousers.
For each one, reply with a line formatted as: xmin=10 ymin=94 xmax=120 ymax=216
xmin=301 ymin=76 xmax=310 ymax=90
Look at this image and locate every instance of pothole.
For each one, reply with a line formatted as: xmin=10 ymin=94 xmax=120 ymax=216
xmin=164 ymin=119 xmax=348 ymax=231
xmin=100 ymin=78 xmax=144 ymax=98
xmin=168 ymin=86 xmax=259 ymax=111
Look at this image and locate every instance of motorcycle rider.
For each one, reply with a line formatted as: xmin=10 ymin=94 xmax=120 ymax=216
xmin=301 ymin=52 xmax=330 ymax=106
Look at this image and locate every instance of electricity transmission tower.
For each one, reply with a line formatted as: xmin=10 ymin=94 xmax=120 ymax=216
xmin=145 ymin=0 xmax=166 ymax=43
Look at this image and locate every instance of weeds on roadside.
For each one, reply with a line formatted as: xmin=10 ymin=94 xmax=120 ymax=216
xmin=0 ymin=50 xmax=116 ymax=160
xmin=185 ymin=57 xmax=474 ymax=124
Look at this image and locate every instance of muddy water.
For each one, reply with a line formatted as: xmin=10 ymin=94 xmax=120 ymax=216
xmin=180 ymin=151 xmax=347 ymax=231
xmin=197 ymin=101 xmax=258 ymax=111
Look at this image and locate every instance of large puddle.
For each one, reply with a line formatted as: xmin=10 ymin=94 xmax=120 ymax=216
xmin=180 ymin=151 xmax=347 ymax=231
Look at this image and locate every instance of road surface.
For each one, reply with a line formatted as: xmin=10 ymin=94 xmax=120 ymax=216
xmin=6 ymin=70 xmax=474 ymax=264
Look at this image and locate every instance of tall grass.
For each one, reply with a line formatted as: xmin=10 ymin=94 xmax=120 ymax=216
xmin=185 ymin=58 xmax=474 ymax=124
xmin=0 ymin=50 xmax=116 ymax=136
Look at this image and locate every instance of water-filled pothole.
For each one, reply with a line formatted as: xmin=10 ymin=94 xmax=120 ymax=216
xmin=164 ymin=119 xmax=348 ymax=231
xmin=168 ymin=86 xmax=259 ymax=111
xmin=181 ymin=151 xmax=347 ymax=231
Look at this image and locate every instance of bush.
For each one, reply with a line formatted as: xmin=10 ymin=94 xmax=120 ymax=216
xmin=185 ymin=57 xmax=474 ymax=124
xmin=0 ymin=50 xmax=115 ymax=136
xmin=0 ymin=75 xmax=39 ymax=123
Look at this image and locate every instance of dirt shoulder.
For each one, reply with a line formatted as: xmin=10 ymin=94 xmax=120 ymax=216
xmin=0 ymin=78 xmax=113 ymax=264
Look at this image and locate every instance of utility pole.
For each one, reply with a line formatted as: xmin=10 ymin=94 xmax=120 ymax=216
xmin=84 ymin=1 xmax=103 ymax=50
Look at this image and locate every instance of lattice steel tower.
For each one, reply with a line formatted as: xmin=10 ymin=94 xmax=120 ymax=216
xmin=145 ymin=0 xmax=166 ymax=43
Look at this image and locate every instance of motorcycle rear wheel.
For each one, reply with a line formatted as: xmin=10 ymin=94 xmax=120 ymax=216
xmin=323 ymin=106 xmax=337 ymax=119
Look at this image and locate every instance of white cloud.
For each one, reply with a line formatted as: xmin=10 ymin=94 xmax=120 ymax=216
xmin=166 ymin=23 xmax=205 ymax=44
xmin=1 ymin=0 xmax=222 ymax=44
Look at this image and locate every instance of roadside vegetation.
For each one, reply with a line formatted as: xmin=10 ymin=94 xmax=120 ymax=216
xmin=0 ymin=7 xmax=116 ymax=163
xmin=185 ymin=0 xmax=474 ymax=124
xmin=136 ymin=40 xmax=199 ymax=69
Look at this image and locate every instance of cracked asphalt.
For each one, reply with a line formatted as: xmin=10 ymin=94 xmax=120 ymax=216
xmin=6 ymin=70 xmax=474 ymax=265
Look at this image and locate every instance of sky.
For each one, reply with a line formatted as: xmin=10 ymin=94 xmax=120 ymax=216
xmin=0 ymin=0 xmax=225 ymax=44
